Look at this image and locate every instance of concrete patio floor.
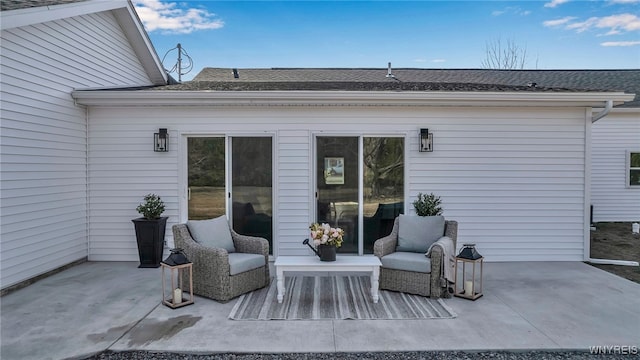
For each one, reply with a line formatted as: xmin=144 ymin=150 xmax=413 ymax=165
xmin=1 ymin=261 xmax=639 ymax=360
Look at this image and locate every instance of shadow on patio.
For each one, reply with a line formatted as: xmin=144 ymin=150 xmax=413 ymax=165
xmin=1 ymin=261 xmax=639 ymax=360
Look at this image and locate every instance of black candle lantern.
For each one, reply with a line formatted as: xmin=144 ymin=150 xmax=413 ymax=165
xmin=161 ymin=248 xmax=194 ymax=308
xmin=454 ymin=244 xmax=483 ymax=300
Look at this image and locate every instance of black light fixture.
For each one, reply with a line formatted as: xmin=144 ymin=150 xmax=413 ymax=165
xmin=154 ymin=128 xmax=168 ymax=152
xmin=419 ymin=128 xmax=433 ymax=152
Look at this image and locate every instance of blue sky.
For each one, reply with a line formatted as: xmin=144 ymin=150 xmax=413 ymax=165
xmin=134 ymin=0 xmax=640 ymax=81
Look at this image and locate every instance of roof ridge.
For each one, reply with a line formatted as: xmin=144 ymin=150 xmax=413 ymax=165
xmin=203 ymin=67 xmax=640 ymax=72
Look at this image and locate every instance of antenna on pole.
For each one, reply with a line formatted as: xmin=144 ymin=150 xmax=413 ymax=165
xmin=161 ymin=43 xmax=193 ymax=83
xmin=177 ymin=43 xmax=183 ymax=82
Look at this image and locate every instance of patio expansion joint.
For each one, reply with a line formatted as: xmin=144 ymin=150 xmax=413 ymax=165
xmin=105 ymin=301 xmax=162 ymax=353
xmin=491 ymin=290 xmax=562 ymax=349
xmin=331 ymin=320 xmax=338 ymax=352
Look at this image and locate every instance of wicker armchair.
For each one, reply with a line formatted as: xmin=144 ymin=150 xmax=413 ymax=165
xmin=373 ymin=217 xmax=458 ymax=298
xmin=172 ymin=224 xmax=270 ymax=302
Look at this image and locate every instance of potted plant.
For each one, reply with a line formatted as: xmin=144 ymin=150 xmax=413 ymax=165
xmin=413 ymin=192 xmax=443 ymax=216
xmin=132 ymin=194 xmax=168 ymax=268
xmin=302 ymin=223 xmax=344 ymax=261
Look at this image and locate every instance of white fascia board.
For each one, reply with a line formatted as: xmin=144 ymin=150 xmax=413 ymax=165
xmin=112 ymin=4 xmax=168 ymax=85
xmin=71 ymin=90 xmax=635 ymax=107
xmin=1 ymin=0 xmax=128 ymax=30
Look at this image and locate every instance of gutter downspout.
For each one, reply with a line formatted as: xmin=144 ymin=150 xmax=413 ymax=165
xmin=587 ymin=101 xmax=639 ymax=267
xmin=591 ymin=100 xmax=613 ymax=123
xmin=85 ymin=105 xmax=90 ymax=261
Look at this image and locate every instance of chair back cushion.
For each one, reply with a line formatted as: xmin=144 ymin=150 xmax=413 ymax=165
xmin=381 ymin=252 xmax=432 ymax=273
xmin=187 ymin=215 xmax=236 ymax=253
xmin=396 ymin=214 xmax=445 ymax=253
xmin=228 ymin=253 xmax=266 ymax=275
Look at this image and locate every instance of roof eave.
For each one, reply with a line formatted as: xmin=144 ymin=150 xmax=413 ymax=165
xmin=112 ymin=2 xmax=167 ymax=85
xmin=1 ymin=0 xmax=167 ymax=86
xmin=71 ymin=90 xmax=635 ymax=107
xmin=1 ymin=0 xmax=127 ymax=30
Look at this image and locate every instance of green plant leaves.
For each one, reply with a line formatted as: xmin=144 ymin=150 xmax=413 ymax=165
xmin=412 ymin=192 xmax=443 ymax=216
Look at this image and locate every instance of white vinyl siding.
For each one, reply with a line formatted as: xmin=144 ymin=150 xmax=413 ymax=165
xmin=277 ymin=129 xmax=312 ymax=256
xmin=591 ymin=113 xmax=640 ymax=222
xmin=0 ymin=11 xmax=154 ymax=289
xmin=87 ymin=106 xmax=587 ymax=262
xmin=88 ymin=121 xmax=179 ymax=261
xmin=408 ymin=110 xmax=586 ymax=262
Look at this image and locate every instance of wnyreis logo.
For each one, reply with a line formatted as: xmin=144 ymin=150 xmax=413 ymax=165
xmin=589 ymin=345 xmax=638 ymax=355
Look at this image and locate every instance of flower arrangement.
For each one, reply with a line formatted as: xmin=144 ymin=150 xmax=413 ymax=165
xmin=309 ymin=223 xmax=344 ymax=248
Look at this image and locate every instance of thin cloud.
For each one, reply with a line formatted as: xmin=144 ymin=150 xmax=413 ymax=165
xmin=411 ymin=58 xmax=446 ymax=64
xmin=543 ymin=16 xmax=577 ymax=27
xmin=134 ymin=0 xmax=224 ymax=34
xmin=544 ymin=0 xmax=570 ymax=8
xmin=566 ymin=18 xmax=598 ymax=33
xmin=566 ymin=13 xmax=640 ymax=34
xmin=544 ymin=13 xmax=640 ymax=36
xmin=601 ymin=40 xmax=640 ymax=46
xmin=492 ymin=7 xmax=531 ymax=17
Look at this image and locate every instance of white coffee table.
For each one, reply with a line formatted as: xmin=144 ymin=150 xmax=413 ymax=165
xmin=274 ymin=256 xmax=382 ymax=303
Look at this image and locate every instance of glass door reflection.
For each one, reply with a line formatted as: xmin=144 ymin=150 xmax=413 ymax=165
xmin=363 ymin=137 xmax=404 ymax=254
xmin=187 ymin=137 xmax=226 ymax=220
xmin=316 ymin=136 xmax=359 ymax=254
xmin=231 ymin=137 xmax=273 ymax=254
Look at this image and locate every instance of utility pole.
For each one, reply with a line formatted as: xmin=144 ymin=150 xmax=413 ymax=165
xmin=177 ymin=43 xmax=182 ymax=83
xmin=161 ymin=43 xmax=193 ymax=83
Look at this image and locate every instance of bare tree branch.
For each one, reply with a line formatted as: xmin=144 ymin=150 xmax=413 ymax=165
xmin=481 ymin=38 xmax=536 ymax=70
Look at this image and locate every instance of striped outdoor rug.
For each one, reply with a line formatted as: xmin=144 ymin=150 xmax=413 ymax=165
xmin=228 ymin=276 xmax=457 ymax=320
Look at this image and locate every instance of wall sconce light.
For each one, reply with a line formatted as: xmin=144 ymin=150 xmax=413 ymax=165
xmin=419 ymin=128 xmax=433 ymax=152
xmin=154 ymin=128 xmax=168 ymax=152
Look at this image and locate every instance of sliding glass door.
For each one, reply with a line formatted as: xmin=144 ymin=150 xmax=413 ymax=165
xmin=363 ymin=137 xmax=405 ymax=253
xmin=187 ymin=136 xmax=273 ymax=254
xmin=231 ymin=137 xmax=273 ymax=252
xmin=316 ymin=135 xmax=404 ymax=255
xmin=187 ymin=137 xmax=226 ymax=220
xmin=316 ymin=137 xmax=360 ymax=253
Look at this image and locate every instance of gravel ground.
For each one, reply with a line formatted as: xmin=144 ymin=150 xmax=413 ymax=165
xmin=85 ymin=351 xmax=639 ymax=360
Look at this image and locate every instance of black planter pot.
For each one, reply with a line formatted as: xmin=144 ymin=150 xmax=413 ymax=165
xmin=132 ymin=217 xmax=168 ymax=268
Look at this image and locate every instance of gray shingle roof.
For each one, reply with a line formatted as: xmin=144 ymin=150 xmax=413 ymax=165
xmin=192 ymin=68 xmax=640 ymax=107
xmin=149 ymin=81 xmax=579 ymax=93
xmin=0 ymin=0 xmax=87 ymax=11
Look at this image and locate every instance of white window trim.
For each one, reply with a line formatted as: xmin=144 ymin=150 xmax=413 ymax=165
xmin=626 ymin=150 xmax=640 ymax=188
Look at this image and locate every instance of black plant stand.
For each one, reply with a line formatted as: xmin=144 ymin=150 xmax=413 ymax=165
xmin=132 ymin=217 xmax=168 ymax=268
